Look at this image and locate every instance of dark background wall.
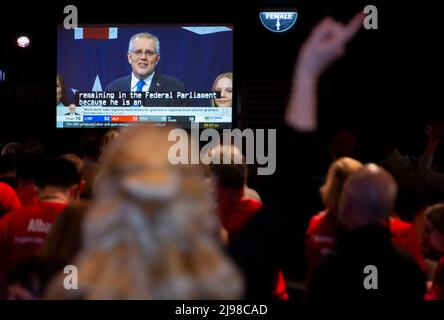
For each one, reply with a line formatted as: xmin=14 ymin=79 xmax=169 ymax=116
xmin=1 ymin=0 xmax=443 ymax=190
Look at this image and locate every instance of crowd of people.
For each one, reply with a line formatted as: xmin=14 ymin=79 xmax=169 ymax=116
xmin=1 ymin=13 xmax=443 ymax=301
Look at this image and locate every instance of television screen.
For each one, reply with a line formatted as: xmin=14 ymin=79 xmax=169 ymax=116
xmin=56 ymin=24 xmax=233 ymax=129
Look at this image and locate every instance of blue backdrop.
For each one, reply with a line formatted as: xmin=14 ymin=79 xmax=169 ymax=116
xmin=57 ymin=25 xmax=233 ymax=106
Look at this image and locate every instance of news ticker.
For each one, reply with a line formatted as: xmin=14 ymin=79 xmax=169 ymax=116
xmin=59 ymin=122 xmax=232 ymax=129
xmin=56 ymin=106 xmax=232 ymax=128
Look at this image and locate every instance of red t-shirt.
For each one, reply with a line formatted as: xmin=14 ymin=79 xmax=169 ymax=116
xmin=218 ymin=194 xmax=263 ymax=238
xmin=0 ymin=182 xmax=22 ymax=217
xmin=305 ymin=210 xmax=339 ymax=276
xmin=390 ymin=217 xmax=427 ymax=273
xmin=15 ymin=184 xmax=38 ymax=206
xmin=0 ymin=201 xmax=67 ymax=273
xmin=305 ymin=212 xmax=427 ymax=277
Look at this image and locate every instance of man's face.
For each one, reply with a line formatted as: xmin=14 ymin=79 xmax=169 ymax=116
xmin=69 ymin=104 xmax=76 ymax=113
xmin=127 ymin=38 xmax=160 ymax=80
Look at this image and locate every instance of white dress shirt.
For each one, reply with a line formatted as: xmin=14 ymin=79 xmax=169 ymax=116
xmin=131 ymin=72 xmax=155 ymax=92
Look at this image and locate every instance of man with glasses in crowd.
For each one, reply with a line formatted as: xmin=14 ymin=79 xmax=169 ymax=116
xmin=106 ymin=32 xmax=189 ymax=107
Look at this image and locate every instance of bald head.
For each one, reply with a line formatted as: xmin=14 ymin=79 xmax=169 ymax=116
xmin=339 ymin=164 xmax=397 ymax=230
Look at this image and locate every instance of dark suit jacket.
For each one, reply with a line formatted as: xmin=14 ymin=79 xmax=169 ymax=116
xmin=65 ymin=112 xmax=80 ymax=115
xmin=228 ymin=125 xmax=321 ymax=299
xmin=105 ymin=72 xmax=189 ymax=107
xmin=305 ymin=224 xmax=426 ymax=303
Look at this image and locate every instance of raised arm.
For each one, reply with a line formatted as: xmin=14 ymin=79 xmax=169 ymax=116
xmin=417 ymin=123 xmax=444 ymax=196
xmin=285 ymin=14 xmax=364 ymax=131
xmin=418 ymin=123 xmax=444 ymax=172
xmin=229 ymin=14 xmax=365 ymax=299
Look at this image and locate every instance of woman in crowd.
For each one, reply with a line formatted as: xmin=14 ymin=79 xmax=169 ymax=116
xmin=46 ymin=125 xmax=243 ymax=299
xmin=305 ymin=157 xmax=363 ymax=277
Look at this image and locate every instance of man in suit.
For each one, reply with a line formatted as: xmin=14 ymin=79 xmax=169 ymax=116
xmin=106 ymin=32 xmax=189 ymax=107
xmin=65 ymin=104 xmax=80 ymax=116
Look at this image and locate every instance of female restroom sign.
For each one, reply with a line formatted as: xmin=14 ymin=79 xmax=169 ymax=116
xmin=259 ymin=12 xmax=298 ymax=32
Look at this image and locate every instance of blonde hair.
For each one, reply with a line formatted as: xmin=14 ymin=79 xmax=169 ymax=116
xmin=211 ymin=72 xmax=233 ymax=107
xmin=46 ymin=125 xmax=243 ymax=299
xmin=320 ymin=157 xmax=363 ymax=218
xmin=128 ymin=32 xmax=160 ymax=53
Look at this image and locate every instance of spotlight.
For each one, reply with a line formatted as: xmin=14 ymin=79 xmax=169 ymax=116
xmin=17 ymin=36 xmax=30 ymax=48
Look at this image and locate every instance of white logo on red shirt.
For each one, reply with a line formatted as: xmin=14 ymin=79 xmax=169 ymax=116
xmin=27 ymin=218 xmax=52 ymax=233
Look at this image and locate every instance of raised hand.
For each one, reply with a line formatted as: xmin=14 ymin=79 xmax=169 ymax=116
xmin=297 ymin=13 xmax=365 ymax=77
xmin=286 ymin=13 xmax=365 ymax=131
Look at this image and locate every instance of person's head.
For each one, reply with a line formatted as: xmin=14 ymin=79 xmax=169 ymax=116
xmin=1 ymin=142 xmax=20 ymax=156
xmin=61 ymin=153 xmax=86 ymax=195
xmin=40 ymin=201 xmax=89 ymax=267
xmin=15 ymin=141 xmax=46 ymax=183
xmin=100 ymin=128 xmax=120 ymax=157
xmin=68 ymin=104 xmax=76 ymax=114
xmin=48 ymin=125 xmax=243 ymax=299
xmin=35 ymin=157 xmax=82 ymax=202
xmin=127 ymin=33 xmax=160 ymax=80
xmin=320 ymin=157 xmax=363 ymax=218
xmin=339 ymin=164 xmax=397 ymax=231
xmin=208 ymin=144 xmax=247 ymax=191
xmin=80 ymin=131 xmax=102 ymax=162
xmin=424 ymin=203 xmax=444 ymax=255
xmin=212 ymin=72 xmax=233 ymax=107
xmin=56 ymin=74 xmax=69 ymax=106
xmin=0 ymin=153 xmax=16 ymax=184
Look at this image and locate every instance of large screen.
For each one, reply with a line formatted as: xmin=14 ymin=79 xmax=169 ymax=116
xmin=56 ymin=24 xmax=233 ymax=129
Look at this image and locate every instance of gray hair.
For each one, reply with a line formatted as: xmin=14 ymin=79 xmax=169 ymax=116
xmin=128 ymin=33 xmax=160 ymax=53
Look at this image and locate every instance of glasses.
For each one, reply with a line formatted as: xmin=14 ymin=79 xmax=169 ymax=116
xmin=129 ymin=50 xmax=158 ymax=57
